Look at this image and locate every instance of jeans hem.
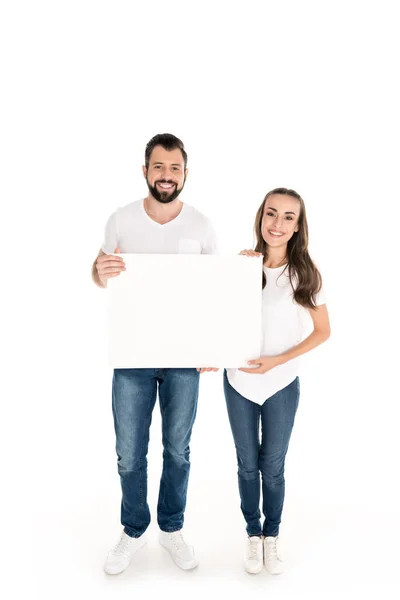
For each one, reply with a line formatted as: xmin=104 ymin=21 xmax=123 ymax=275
xmin=123 ymin=526 xmax=147 ymax=538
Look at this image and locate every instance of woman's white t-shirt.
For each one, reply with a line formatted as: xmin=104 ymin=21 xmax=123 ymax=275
xmin=226 ymin=264 xmax=326 ymax=405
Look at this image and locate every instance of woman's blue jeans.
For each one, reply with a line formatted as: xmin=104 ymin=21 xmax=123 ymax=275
xmin=224 ymin=371 xmax=300 ymax=537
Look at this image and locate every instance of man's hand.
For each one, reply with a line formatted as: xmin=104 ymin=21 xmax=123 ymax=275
xmin=196 ymin=368 xmax=219 ymax=373
xmin=95 ymin=247 xmax=125 ymax=287
xmin=239 ymin=356 xmax=282 ymax=374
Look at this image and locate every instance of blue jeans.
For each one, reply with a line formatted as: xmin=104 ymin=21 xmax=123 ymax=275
xmin=224 ymin=371 xmax=300 ymax=537
xmin=112 ymin=368 xmax=200 ymax=538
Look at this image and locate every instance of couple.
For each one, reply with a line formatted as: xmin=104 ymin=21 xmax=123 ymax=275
xmin=92 ymin=133 xmax=330 ymax=576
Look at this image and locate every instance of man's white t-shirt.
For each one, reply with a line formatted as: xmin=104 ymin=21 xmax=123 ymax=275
xmin=101 ymin=199 xmax=217 ymax=255
xmin=226 ymin=263 xmax=326 ymax=405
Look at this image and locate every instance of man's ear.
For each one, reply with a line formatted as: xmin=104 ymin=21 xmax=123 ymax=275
xmin=185 ymin=168 xmax=189 ymax=178
xmin=142 ymin=165 xmax=147 ymax=178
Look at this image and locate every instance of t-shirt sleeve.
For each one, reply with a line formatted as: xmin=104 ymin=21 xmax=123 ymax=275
xmin=201 ymin=219 xmax=218 ymax=255
xmin=101 ymin=211 xmax=118 ymax=254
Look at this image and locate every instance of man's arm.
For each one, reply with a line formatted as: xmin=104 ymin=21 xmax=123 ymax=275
xmin=92 ymin=249 xmax=106 ymax=288
xmin=92 ymin=247 xmax=125 ymax=288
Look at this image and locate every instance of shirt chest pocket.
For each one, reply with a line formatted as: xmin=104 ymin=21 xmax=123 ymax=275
xmin=178 ymin=238 xmax=202 ymax=254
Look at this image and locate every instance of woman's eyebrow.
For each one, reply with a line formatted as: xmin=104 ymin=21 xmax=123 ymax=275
xmin=266 ymin=206 xmax=297 ymax=215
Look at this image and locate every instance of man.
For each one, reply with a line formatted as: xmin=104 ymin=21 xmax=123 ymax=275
xmin=92 ymin=133 xmax=218 ymax=574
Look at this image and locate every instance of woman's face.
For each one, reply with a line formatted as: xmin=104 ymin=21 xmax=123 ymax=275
xmin=261 ymin=194 xmax=300 ymax=248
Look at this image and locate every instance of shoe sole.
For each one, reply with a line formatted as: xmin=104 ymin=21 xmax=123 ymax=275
xmin=104 ymin=536 xmax=147 ymax=575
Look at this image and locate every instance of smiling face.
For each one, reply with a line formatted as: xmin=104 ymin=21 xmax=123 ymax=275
xmin=143 ymin=145 xmax=187 ymax=204
xmin=261 ymin=193 xmax=300 ymax=248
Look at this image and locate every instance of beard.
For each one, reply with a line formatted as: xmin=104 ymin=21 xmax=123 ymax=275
xmin=146 ymin=176 xmax=186 ymax=204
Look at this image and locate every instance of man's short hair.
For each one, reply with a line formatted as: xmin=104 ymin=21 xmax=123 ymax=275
xmin=145 ymin=133 xmax=188 ymax=169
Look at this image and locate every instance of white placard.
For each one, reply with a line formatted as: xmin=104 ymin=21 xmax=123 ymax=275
xmin=108 ymin=254 xmax=262 ymax=368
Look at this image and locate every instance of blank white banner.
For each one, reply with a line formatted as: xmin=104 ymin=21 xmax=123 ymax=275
xmin=108 ymin=254 xmax=262 ymax=368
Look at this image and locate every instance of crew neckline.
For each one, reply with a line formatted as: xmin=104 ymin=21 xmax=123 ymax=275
xmin=263 ymin=263 xmax=288 ymax=271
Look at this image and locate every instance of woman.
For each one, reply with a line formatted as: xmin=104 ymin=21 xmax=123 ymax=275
xmin=224 ymin=188 xmax=330 ymax=575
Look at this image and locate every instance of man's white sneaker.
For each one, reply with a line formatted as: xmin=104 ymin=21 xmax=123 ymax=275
xmin=104 ymin=531 xmax=147 ymax=575
xmin=159 ymin=530 xmax=199 ymax=570
xmin=244 ymin=536 xmax=263 ymax=574
xmin=263 ymin=536 xmax=284 ymax=574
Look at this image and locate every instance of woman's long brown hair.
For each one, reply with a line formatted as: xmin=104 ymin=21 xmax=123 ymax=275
xmin=254 ymin=188 xmax=322 ymax=309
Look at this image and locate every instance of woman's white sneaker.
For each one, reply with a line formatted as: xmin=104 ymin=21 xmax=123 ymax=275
xmin=159 ymin=530 xmax=199 ymax=570
xmin=263 ymin=536 xmax=284 ymax=574
xmin=104 ymin=531 xmax=147 ymax=575
xmin=244 ymin=536 xmax=263 ymax=574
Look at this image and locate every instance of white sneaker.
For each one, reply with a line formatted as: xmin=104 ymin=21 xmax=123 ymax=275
xmin=263 ymin=536 xmax=284 ymax=574
xmin=244 ymin=536 xmax=263 ymax=574
xmin=104 ymin=531 xmax=147 ymax=575
xmin=159 ymin=530 xmax=199 ymax=570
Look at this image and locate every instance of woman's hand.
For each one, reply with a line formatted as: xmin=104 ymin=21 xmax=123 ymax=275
xmin=239 ymin=250 xmax=263 ymax=258
xmin=196 ymin=368 xmax=219 ymax=373
xmin=239 ymin=355 xmax=283 ymax=374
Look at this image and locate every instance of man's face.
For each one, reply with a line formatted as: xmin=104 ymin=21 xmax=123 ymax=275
xmin=143 ymin=145 xmax=187 ymax=203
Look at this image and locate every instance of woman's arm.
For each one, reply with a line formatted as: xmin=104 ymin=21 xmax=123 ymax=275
xmin=277 ymin=303 xmax=330 ymax=364
xmin=239 ymin=304 xmax=330 ymax=374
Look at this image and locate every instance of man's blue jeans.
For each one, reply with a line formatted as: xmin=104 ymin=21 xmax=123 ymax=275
xmin=224 ymin=371 xmax=300 ymax=537
xmin=112 ymin=368 xmax=200 ymax=538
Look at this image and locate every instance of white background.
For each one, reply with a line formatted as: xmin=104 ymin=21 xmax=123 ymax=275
xmin=1 ymin=1 xmax=399 ymax=598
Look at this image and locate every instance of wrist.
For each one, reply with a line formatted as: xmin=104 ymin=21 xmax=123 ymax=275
xmin=276 ymin=353 xmax=287 ymax=366
xmin=92 ymin=265 xmax=107 ymax=288
xmin=98 ymin=275 xmax=107 ymax=288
